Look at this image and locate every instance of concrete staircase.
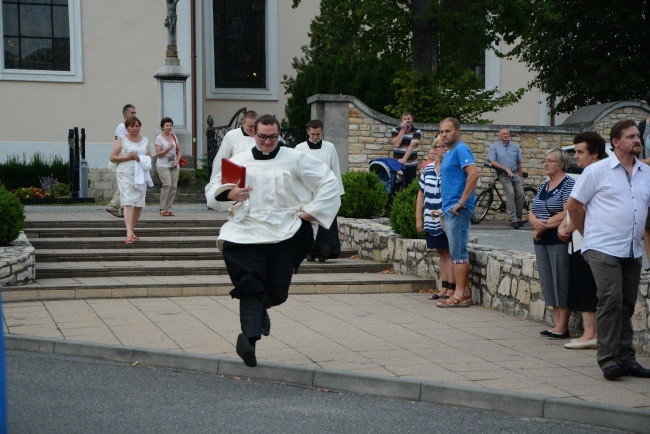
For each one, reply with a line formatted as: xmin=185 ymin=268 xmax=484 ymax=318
xmin=6 ymin=216 xmax=434 ymax=302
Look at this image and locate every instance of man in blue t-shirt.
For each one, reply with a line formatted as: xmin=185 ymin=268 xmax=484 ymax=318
xmin=437 ymin=117 xmax=479 ymax=308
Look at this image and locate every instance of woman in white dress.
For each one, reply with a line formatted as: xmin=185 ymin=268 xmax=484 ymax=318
xmin=110 ymin=116 xmax=151 ymax=244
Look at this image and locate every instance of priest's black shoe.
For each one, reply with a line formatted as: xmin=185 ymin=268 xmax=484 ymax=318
xmin=622 ymin=363 xmax=650 ymax=378
xmin=236 ymin=333 xmax=257 ymax=367
xmin=318 ymin=245 xmax=331 ymax=263
xmin=602 ymin=365 xmax=622 ymax=380
xmin=262 ymin=310 xmax=271 ymax=336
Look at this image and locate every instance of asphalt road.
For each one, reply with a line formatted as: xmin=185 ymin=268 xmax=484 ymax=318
xmin=6 ymin=351 xmax=623 ymax=434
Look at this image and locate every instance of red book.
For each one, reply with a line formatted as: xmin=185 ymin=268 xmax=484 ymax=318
xmin=221 ymin=158 xmax=246 ymax=188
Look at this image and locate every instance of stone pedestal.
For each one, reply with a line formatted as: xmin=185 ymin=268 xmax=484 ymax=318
xmin=154 ymin=62 xmax=192 ymax=165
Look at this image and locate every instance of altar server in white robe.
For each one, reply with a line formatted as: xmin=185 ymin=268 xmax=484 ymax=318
xmin=206 ymin=115 xmax=341 ymax=367
xmin=205 ymin=110 xmax=257 ymax=210
xmin=295 ymin=119 xmax=345 ymax=262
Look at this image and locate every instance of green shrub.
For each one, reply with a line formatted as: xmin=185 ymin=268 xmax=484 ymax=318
xmin=53 ymin=183 xmax=70 ymax=198
xmin=339 ymin=171 xmax=388 ymax=218
xmin=389 ymin=181 xmax=425 ymax=239
xmin=0 ymin=184 xmax=25 ymax=246
xmin=0 ymin=153 xmax=68 ymax=190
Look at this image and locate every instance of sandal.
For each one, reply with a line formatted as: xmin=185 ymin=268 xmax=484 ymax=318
xmin=438 ymin=295 xmax=473 ymax=308
xmin=166 ymin=210 xmax=174 ymax=216
xmin=125 ymin=237 xmax=133 ymax=245
xmin=159 ymin=209 xmax=166 ymax=216
xmin=132 ymin=234 xmax=139 ymax=241
xmin=160 ymin=210 xmax=174 ymax=217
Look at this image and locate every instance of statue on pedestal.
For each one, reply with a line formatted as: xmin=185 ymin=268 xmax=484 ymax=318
xmin=164 ymin=0 xmax=180 ymax=59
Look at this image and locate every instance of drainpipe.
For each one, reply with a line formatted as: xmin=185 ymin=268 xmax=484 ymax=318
xmin=190 ymin=0 xmax=197 ymax=168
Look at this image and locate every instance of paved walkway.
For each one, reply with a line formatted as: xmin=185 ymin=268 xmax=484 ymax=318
xmin=4 ymin=205 xmax=650 ymax=426
xmin=4 ymin=293 xmax=650 ymax=410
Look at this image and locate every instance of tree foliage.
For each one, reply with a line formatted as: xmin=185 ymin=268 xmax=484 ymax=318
xmin=479 ymin=0 xmax=650 ymax=114
xmin=285 ymin=0 xmax=519 ymax=126
xmin=290 ymin=0 xmax=649 ymax=119
xmin=386 ymin=67 xmax=525 ymax=124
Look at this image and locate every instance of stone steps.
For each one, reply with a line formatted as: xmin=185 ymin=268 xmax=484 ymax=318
xmin=24 ymin=227 xmax=218 ymax=239
xmin=3 ymin=272 xmax=427 ymax=302
xmin=35 ymin=258 xmax=389 ymax=278
xmin=16 ymin=213 xmax=435 ymax=302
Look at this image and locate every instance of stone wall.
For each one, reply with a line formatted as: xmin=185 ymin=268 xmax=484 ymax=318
xmin=338 ymin=217 xmax=650 ymax=355
xmin=89 ymin=168 xmax=118 ymax=200
xmin=0 ymin=233 xmax=35 ymax=288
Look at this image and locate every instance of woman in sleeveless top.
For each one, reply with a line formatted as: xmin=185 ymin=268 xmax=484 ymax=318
xmin=110 ymin=116 xmax=152 ymax=244
xmin=155 ymin=117 xmax=182 ymax=216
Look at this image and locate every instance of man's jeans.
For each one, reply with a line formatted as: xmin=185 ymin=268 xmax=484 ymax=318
xmin=444 ymin=208 xmax=471 ymax=264
xmin=498 ymin=173 xmax=524 ymax=222
xmin=583 ymin=249 xmax=641 ymax=370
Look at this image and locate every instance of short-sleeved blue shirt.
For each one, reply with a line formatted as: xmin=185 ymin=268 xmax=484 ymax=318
xmin=441 ymin=142 xmax=476 ymax=214
xmin=487 ymin=141 xmax=522 ymax=173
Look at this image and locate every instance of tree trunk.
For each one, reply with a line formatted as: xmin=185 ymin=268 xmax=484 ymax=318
xmin=412 ymin=0 xmax=438 ymax=74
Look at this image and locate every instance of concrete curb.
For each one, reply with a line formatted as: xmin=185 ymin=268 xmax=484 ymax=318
xmin=6 ymin=335 xmax=650 ymax=432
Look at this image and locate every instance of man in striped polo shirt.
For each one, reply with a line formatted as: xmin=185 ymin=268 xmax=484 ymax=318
xmin=391 ymin=112 xmax=421 ymax=185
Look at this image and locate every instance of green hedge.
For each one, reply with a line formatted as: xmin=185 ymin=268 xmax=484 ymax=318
xmin=0 ymin=184 xmax=25 ymax=246
xmin=0 ymin=153 xmax=68 ymax=190
xmin=339 ymin=171 xmax=388 ymax=218
xmin=389 ymin=181 xmax=425 ymax=239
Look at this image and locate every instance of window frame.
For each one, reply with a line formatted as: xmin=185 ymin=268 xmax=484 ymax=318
xmin=0 ymin=0 xmax=82 ymax=82
xmin=204 ymin=0 xmax=278 ymax=101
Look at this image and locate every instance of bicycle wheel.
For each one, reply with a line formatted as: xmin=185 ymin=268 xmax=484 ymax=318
xmin=471 ymin=189 xmax=493 ymax=224
xmin=520 ymin=187 xmax=537 ymax=223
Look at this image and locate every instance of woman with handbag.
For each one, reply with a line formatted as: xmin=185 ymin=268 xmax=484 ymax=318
xmin=155 ymin=117 xmax=182 ymax=216
xmin=529 ymin=148 xmax=575 ymax=339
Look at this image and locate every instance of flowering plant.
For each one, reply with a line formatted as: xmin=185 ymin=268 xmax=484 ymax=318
xmin=39 ymin=175 xmax=60 ymax=196
xmin=12 ymin=187 xmax=53 ymax=199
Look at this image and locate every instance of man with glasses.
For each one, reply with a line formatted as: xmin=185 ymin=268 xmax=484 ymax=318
xmin=205 ymin=110 xmax=258 ymax=210
xmin=487 ymin=128 xmax=525 ymax=229
xmin=295 ymin=119 xmax=345 ymax=262
xmin=568 ymin=119 xmax=650 ymax=380
xmin=206 ymin=115 xmax=341 ymax=367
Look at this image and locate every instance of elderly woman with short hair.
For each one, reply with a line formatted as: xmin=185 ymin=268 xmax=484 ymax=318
xmin=529 ymin=148 xmax=576 ymax=339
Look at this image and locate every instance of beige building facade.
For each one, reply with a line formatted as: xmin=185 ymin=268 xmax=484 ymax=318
xmin=0 ymin=1 xmax=609 ymax=171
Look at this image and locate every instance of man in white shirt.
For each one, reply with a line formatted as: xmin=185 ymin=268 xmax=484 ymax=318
xmin=295 ymin=119 xmax=345 ymax=262
xmin=106 ymin=104 xmax=136 ymax=217
xmin=206 ymin=115 xmax=340 ymax=367
xmin=568 ymin=119 xmax=650 ymax=380
xmin=205 ymin=111 xmax=257 ymax=210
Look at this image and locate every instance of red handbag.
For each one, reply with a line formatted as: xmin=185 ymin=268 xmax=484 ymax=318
xmin=179 ymin=157 xmax=187 ymax=167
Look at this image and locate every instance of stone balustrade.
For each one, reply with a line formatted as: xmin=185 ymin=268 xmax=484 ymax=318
xmin=338 ymin=217 xmax=650 ymax=355
xmin=0 ymin=232 xmax=35 ymax=288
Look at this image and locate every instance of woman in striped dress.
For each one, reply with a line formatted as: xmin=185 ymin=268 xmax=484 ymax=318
xmin=416 ymin=142 xmax=455 ymax=301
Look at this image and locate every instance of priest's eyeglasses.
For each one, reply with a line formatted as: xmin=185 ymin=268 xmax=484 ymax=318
xmin=257 ymin=134 xmax=279 ymax=141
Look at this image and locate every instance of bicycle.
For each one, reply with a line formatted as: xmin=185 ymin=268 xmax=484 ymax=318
xmin=471 ymin=162 xmax=537 ymax=225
